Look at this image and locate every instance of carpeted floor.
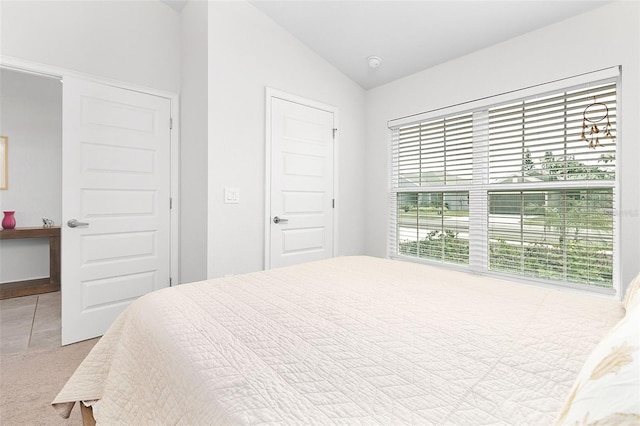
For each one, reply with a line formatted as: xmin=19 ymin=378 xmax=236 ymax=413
xmin=0 ymin=338 xmax=98 ymax=425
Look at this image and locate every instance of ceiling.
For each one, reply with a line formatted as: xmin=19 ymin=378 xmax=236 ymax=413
xmin=163 ymin=0 xmax=611 ymax=90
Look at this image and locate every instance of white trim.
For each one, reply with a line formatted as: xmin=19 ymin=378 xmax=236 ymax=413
xmin=169 ymin=96 xmax=180 ymax=286
xmin=265 ymin=89 xmax=273 ymax=269
xmin=0 ymin=55 xmax=181 ymax=287
xmin=387 ymin=129 xmax=398 ymax=259
xmin=1 ymin=55 xmax=176 ymax=99
xmin=612 ymin=72 xmax=622 ymax=299
xmin=264 ymin=87 xmax=339 ymax=270
xmin=469 ymin=110 xmax=489 ymax=274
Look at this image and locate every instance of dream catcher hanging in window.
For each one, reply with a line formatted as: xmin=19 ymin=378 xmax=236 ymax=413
xmin=581 ymin=97 xmax=614 ymax=149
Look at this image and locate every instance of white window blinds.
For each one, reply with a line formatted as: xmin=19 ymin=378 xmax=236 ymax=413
xmin=488 ymin=83 xmax=616 ymax=184
xmin=487 ymin=188 xmax=614 ymax=287
xmin=392 ymin=114 xmax=473 ymax=266
xmin=389 ymin=74 xmax=618 ymax=292
xmin=397 ymin=114 xmax=473 ymax=187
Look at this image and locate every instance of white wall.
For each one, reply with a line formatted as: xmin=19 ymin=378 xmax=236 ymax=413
xmin=365 ymin=1 xmax=640 ymax=294
xmin=179 ymin=0 xmax=208 ymax=284
xmin=0 ymin=69 xmax=62 ymax=283
xmin=207 ymin=1 xmax=367 ymax=278
xmin=0 ymin=0 xmax=181 ymax=94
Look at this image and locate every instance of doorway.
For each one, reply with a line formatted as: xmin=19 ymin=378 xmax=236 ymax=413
xmin=0 ymin=69 xmax=62 ymax=298
xmin=0 ymin=64 xmax=179 ymax=347
xmin=0 ymin=68 xmax=63 ymax=354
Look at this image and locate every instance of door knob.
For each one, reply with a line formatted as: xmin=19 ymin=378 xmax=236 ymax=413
xmin=67 ymin=219 xmax=89 ymax=228
xmin=273 ymin=216 xmax=289 ymax=224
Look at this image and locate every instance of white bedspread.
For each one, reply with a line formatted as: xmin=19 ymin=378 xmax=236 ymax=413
xmin=53 ymin=256 xmax=623 ymax=425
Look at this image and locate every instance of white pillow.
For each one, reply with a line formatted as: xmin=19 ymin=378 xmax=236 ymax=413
xmin=555 ymin=305 xmax=640 ymax=425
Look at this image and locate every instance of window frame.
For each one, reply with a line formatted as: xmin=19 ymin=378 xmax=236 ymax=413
xmin=388 ymin=70 xmax=620 ymax=296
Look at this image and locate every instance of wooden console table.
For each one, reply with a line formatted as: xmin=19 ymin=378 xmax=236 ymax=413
xmin=0 ymin=227 xmax=61 ymax=299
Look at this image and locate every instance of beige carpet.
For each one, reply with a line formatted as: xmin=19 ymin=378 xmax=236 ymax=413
xmin=0 ymin=338 xmax=98 ymax=425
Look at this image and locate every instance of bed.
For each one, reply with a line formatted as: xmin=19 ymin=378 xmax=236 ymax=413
xmin=52 ymin=256 xmax=639 ymax=425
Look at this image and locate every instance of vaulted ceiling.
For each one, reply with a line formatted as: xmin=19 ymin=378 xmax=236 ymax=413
xmin=163 ymin=0 xmax=611 ymax=89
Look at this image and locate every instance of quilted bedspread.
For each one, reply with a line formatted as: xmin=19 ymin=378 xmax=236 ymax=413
xmin=52 ymin=256 xmax=623 ymax=425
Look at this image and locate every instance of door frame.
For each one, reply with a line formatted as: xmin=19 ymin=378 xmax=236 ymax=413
xmin=264 ymin=87 xmax=339 ymax=269
xmin=0 ymin=55 xmax=180 ymax=286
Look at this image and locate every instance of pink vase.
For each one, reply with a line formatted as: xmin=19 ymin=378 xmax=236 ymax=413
xmin=2 ymin=211 xmax=16 ymax=229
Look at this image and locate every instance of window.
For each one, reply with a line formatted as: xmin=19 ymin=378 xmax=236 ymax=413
xmin=487 ymin=188 xmax=613 ymax=287
xmin=393 ymin=114 xmax=473 ymax=266
xmin=390 ymin=78 xmax=617 ymax=291
xmin=397 ymin=191 xmax=470 ymax=263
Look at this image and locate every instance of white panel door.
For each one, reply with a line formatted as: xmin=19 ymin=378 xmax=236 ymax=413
xmin=62 ymin=77 xmax=171 ymax=345
xmin=269 ymin=97 xmax=335 ymax=268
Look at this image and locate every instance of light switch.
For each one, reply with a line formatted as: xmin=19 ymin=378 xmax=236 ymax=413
xmin=224 ymin=187 xmax=240 ymax=204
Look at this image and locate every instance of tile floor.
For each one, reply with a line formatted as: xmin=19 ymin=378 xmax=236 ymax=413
xmin=0 ymin=291 xmax=61 ymax=355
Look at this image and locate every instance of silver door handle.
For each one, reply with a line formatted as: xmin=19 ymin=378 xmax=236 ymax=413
xmin=273 ymin=216 xmax=288 ymax=224
xmin=67 ymin=219 xmax=90 ymax=228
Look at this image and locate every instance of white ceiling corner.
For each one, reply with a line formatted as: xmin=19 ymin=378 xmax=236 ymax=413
xmin=160 ymin=0 xmax=188 ymax=13
xmin=248 ymin=0 xmax=612 ymax=90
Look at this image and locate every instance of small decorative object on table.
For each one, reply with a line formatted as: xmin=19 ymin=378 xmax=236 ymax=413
xmin=42 ymin=217 xmax=54 ymax=228
xmin=2 ymin=211 xmax=16 ymax=229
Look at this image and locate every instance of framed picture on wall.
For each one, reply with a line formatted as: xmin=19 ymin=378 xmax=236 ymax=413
xmin=0 ymin=136 xmax=7 ymax=190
